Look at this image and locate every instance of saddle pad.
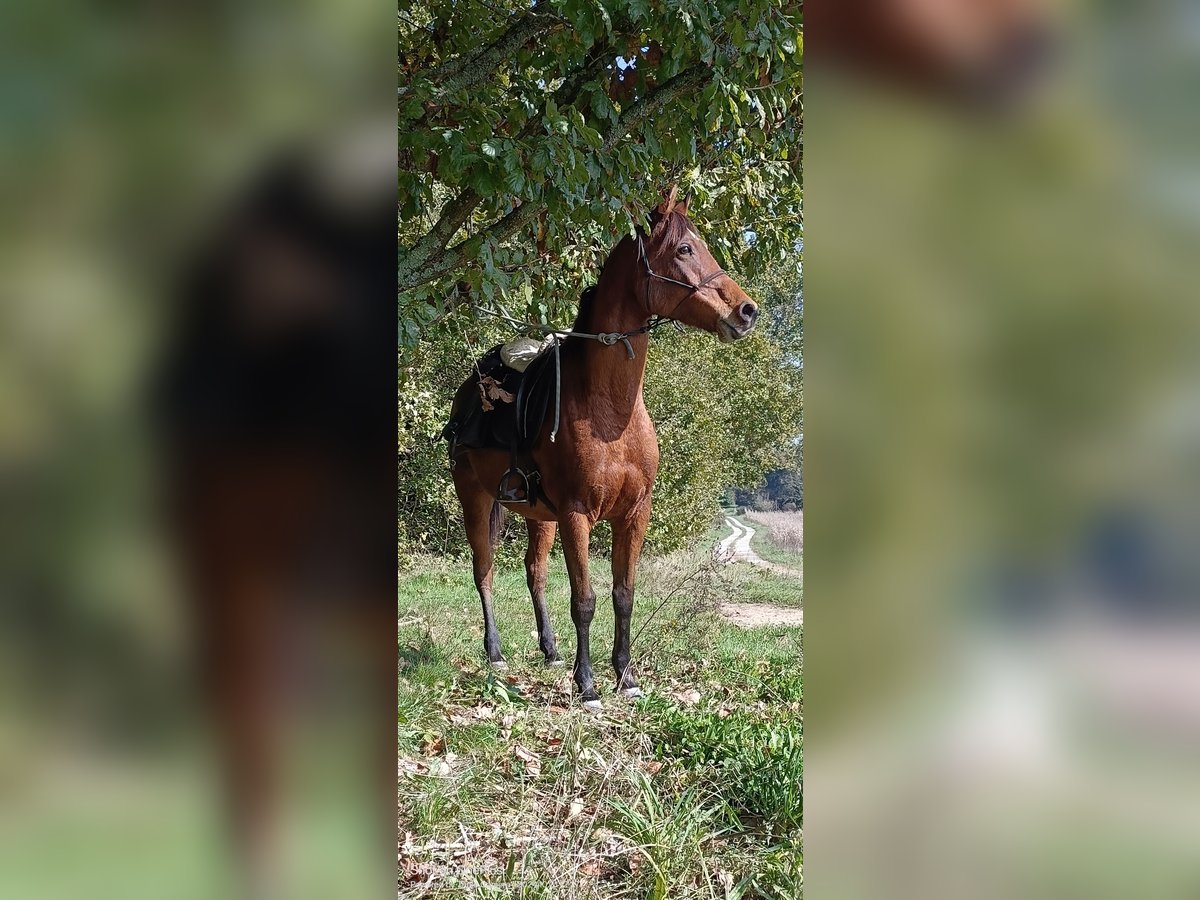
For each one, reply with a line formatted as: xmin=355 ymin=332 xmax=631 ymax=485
xmin=442 ymin=342 xmax=556 ymax=453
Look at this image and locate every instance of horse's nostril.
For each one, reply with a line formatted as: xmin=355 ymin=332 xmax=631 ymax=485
xmin=739 ymin=302 xmax=758 ymax=324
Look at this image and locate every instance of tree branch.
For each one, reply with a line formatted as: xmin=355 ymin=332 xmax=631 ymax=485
xmin=399 ymin=14 xmax=562 ymax=101
xmin=399 ymin=64 xmax=715 ymax=292
xmin=398 ymin=51 xmax=617 ymax=292
xmin=601 ymin=63 xmax=710 ymax=153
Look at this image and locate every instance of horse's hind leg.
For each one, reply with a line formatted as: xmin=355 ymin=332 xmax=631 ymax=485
xmin=610 ymin=503 xmax=651 ymax=697
xmin=525 ymin=519 xmax=561 ymax=665
xmin=457 ymin=476 xmax=507 ymax=667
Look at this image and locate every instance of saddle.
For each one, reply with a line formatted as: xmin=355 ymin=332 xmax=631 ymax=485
xmin=440 ymin=340 xmax=559 ymax=508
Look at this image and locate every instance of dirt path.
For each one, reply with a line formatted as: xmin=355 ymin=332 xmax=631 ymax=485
xmin=715 ymin=515 xmax=804 ymax=628
xmin=720 ymin=601 xmax=805 ymax=628
xmin=717 ymin=516 xmax=803 ymax=579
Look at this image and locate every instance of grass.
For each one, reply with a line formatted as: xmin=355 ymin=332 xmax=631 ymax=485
xmin=720 ymin=562 xmax=804 ymax=609
xmin=398 ymin=539 xmax=802 ymax=899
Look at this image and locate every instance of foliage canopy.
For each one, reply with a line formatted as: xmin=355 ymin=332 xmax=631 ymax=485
xmin=399 ymin=0 xmax=802 ymax=339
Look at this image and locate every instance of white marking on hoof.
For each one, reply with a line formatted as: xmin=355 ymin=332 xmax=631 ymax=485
xmin=546 ymin=659 xmax=566 ymax=667
xmin=619 ymin=686 xmax=643 ymax=698
xmin=490 ymin=660 xmax=508 ymax=670
xmin=582 ymin=699 xmax=603 ymax=714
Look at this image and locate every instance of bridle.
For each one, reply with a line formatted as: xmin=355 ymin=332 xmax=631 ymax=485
xmin=635 ymin=230 xmax=727 ymax=323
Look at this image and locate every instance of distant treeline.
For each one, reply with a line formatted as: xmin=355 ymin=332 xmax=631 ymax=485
xmin=727 ymin=466 xmax=803 ymax=512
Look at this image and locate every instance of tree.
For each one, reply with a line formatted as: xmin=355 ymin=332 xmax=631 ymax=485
xmin=398 ymin=0 xmax=803 ymax=559
xmin=398 ymin=0 xmax=802 ymax=340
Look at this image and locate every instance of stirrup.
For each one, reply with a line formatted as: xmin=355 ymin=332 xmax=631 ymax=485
xmin=497 ymin=468 xmax=530 ymax=503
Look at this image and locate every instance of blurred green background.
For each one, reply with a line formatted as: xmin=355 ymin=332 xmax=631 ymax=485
xmin=0 ymin=2 xmax=391 ymax=898
xmin=807 ymin=2 xmax=1200 ymax=897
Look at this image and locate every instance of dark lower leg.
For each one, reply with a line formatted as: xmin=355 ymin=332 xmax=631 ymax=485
xmin=610 ymin=506 xmax=649 ymax=694
xmin=532 ymin=592 xmax=559 ymax=663
xmin=479 ymin=598 xmax=502 ymax=663
xmin=526 ymin=521 xmax=559 ymax=664
xmin=571 ymin=591 xmax=598 ymax=702
xmin=476 ymin=564 xmax=504 ymax=665
xmin=611 ymin=583 xmax=638 ymax=692
xmin=558 ymin=512 xmax=598 ymax=705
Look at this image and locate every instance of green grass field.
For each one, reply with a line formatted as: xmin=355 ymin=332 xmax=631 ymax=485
xmin=398 ymin=536 xmax=802 ymax=899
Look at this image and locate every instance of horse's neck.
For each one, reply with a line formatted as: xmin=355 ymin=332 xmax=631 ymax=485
xmin=573 ymin=273 xmax=650 ymax=413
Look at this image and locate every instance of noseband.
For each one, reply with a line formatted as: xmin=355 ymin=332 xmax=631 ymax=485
xmin=635 ymin=232 xmax=726 ymax=321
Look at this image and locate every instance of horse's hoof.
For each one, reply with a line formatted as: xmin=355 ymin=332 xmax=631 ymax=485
xmin=546 ymin=658 xmax=565 ymax=668
xmin=619 ymin=686 xmax=643 ymax=699
xmin=490 ymin=660 xmax=508 ymax=671
xmin=582 ymin=699 xmax=603 ymax=714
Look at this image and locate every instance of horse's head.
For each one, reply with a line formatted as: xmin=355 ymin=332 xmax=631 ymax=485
xmin=640 ymin=188 xmax=758 ymax=343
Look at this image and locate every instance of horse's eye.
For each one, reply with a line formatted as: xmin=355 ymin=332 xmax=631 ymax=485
xmin=678 ymin=244 xmax=693 ymax=256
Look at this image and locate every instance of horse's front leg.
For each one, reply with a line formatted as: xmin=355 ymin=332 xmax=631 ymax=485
xmin=610 ymin=502 xmax=651 ymax=698
xmin=559 ymin=510 xmax=601 ymax=712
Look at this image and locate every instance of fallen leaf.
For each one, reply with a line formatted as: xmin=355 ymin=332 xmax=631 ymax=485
xmin=512 ymin=744 xmax=541 ymax=777
xmin=420 ymin=735 xmax=445 ymax=756
xmin=567 ymin=797 xmax=585 ymax=819
xmin=640 ymin=760 xmax=664 ymax=774
xmin=474 ymin=705 xmax=496 ymax=720
xmin=580 ymin=859 xmax=605 ymax=877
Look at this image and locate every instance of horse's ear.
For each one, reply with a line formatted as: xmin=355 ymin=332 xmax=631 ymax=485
xmin=676 ymin=194 xmax=689 ymax=217
xmin=655 ymin=184 xmax=679 ymax=216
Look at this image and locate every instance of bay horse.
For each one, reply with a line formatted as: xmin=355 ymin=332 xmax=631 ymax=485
xmin=449 ymin=188 xmax=758 ymax=710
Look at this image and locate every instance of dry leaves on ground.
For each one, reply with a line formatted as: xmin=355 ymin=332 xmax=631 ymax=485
xmin=511 ymin=744 xmax=541 ymax=777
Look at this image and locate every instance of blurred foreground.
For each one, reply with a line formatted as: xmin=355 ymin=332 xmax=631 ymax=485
xmin=0 ymin=3 xmax=394 ymax=899
xmin=808 ymin=0 xmax=1200 ymax=897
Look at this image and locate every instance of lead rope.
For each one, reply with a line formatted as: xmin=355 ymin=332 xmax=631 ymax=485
xmin=550 ymin=337 xmax=562 ymax=442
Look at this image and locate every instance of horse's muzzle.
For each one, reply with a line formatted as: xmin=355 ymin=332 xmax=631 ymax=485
xmin=718 ymin=317 xmax=755 ymax=342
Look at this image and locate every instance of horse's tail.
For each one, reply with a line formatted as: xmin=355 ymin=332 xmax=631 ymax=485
xmin=488 ymin=500 xmax=505 ymax=550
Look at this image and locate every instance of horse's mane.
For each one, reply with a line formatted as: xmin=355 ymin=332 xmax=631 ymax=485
xmin=571 ymin=285 xmax=598 ymax=332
